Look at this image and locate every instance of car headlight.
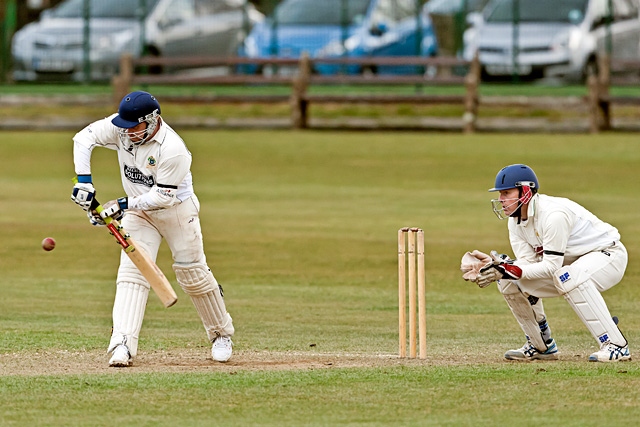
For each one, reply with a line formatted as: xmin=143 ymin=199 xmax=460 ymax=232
xmin=317 ymin=36 xmax=359 ymax=58
xmin=317 ymin=40 xmax=346 ymax=57
xmin=95 ymin=30 xmax=136 ymax=54
xmin=551 ymin=28 xmax=581 ymax=53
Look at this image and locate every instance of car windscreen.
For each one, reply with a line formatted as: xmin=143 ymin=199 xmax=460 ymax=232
xmin=274 ymin=0 xmax=371 ymax=25
xmin=50 ymin=0 xmax=161 ymax=18
xmin=486 ymin=0 xmax=588 ymax=23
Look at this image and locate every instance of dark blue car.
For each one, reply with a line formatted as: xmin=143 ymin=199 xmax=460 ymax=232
xmin=239 ymin=0 xmax=439 ymax=75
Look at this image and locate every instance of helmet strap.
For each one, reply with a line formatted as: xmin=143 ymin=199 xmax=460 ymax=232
xmin=509 ymin=187 xmax=526 ymax=223
xmin=519 ymin=185 xmax=533 ymax=204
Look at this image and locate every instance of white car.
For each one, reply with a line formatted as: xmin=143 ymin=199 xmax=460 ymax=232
xmin=11 ymin=0 xmax=264 ymax=82
xmin=463 ymin=0 xmax=640 ymax=81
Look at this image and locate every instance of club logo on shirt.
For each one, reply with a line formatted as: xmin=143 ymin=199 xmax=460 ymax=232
xmin=147 ymin=156 xmax=156 ymax=167
xmin=123 ymin=164 xmax=155 ymax=187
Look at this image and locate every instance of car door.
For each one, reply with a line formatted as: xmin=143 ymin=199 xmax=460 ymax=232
xmin=609 ymin=0 xmax=640 ymax=59
xmin=590 ymin=0 xmax=640 ymax=60
xmin=366 ymin=0 xmax=419 ymax=56
xmin=155 ymin=0 xmax=208 ymax=56
xmin=195 ymin=0 xmax=248 ymax=56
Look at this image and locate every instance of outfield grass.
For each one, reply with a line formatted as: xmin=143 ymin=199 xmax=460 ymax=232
xmin=1 ymin=130 xmax=640 ymax=425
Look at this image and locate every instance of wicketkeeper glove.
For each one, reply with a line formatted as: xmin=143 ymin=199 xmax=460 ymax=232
xmin=460 ymin=250 xmax=492 ymax=282
xmin=475 ymin=250 xmax=523 ymax=288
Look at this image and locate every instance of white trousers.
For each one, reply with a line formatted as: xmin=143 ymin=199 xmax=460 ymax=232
xmin=504 ymin=242 xmax=627 ymax=298
xmin=498 ymin=242 xmax=628 ymax=349
xmin=109 ymin=195 xmax=231 ymax=356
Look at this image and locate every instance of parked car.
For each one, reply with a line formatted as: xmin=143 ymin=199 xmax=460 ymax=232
xmin=462 ymin=0 xmax=640 ymax=81
xmin=238 ymin=0 xmax=439 ymax=75
xmin=424 ymin=0 xmax=489 ymax=16
xmin=424 ymin=0 xmax=490 ymax=55
xmin=11 ymin=0 xmax=264 ymax=82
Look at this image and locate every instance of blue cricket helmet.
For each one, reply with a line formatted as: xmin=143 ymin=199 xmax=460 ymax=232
xmin=489 ymin=164 xmax=539 ymax=192
xmin=111 ymin=91 xmax=161 ymax=129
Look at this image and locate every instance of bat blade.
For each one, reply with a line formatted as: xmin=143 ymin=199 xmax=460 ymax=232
xmin=106 ymin=219 xmax=178 ymax=308
xmin=90 ymin=197 xmax=177 ymax=308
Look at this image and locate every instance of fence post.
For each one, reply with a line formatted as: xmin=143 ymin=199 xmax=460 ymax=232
xmin=112 ymin=54 xmax=134 ymax=107
xmin=587 ymin=73 xmax=600 ymax=133
xmin=598 ymin=54 xmax=611 ymax=131
xmin=463 ymin=53 xmax=480 ymax=133
xmin=291 ymin=54 xmax=311 ymax=129
xmin=1 ymin=0 xmax=17 ymax=84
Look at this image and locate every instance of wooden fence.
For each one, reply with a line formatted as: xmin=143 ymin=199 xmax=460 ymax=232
xmin=113 ymin=53 xmax=640 ymax=133
xmin=588 ymin=55 xmax=640 ymax=132
xmin=112 ymin=54 xmax=480 ymax=132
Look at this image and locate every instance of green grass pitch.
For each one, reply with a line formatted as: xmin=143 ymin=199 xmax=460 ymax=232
xmin=1 ymin=130 xmax=640 ymax=425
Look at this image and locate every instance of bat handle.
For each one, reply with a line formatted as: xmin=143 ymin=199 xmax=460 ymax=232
xmin=90 ymin=197 xmax=101 ymax=212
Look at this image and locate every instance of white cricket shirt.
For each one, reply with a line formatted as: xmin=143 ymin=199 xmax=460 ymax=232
xmin=509 ymin=193 xmax=620 ymax=281
xmin=73 ymin=114 xmax=194 ymax=210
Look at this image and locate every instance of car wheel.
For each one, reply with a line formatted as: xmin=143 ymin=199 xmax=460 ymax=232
xmin=144 ymin=47 xmax=163 ymax=75
xmin=362 ymin=66 xmax=377 ymax=77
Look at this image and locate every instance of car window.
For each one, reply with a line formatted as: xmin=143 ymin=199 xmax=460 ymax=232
xmin=371 ymin=0 xmax=415 ymax=25
xmin=394 ymin=0 xmax=419 ymax=20
xmin=162 ymin=0 xmax=196 ymax=22
xmin=486 ymin=0 xmax=589 ymax=23
xmin=612 ymin=0 xmax=638 ymax=20
xmin=198 ymin=0 xmax=238 ymax=14
xmin=371 ymin=0 xmax=394 ymax=24
xmin=50 ymin=0 xmax=161 ymax=18
xmin=590 ymin=0 xmax=612 ymax=26
xmin=274 ymin=0 xmax=372 ymax=25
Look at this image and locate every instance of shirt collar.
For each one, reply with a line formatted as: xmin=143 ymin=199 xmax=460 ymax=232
xmin=147 ymin=121 xmax=166 ymax=144
xmin=527 ymin=193 xmax=539 ymax=218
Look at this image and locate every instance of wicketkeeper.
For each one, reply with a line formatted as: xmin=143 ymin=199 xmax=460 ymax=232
xmin=461 ymin=164 xmax=630 ymax=362
xmin=71 ymin=91 xmax=235 ymax=366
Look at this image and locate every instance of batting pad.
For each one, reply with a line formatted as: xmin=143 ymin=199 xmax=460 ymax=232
xmin=173 ymin=262 xmax=234 ymax=340
xmin=503 ymin=291 xmax=548 ymax=351
xmin=109 ymin=281 xmax=149 ymax=357
xmin=562 ymin=281 xmax=626 ymax=347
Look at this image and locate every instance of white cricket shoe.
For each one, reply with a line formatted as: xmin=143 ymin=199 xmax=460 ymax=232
xmin=109 ymin=344 xmax=132 ymax=367
xmin=504 ymin=339 xmax=559 ymax=361
xmin=588 ymin=342 xmax=631 ymax=362
xmin=212 ymin=336 xmax=233 ymax=362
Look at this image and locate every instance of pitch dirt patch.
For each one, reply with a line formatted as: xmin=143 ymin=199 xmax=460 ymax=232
xmin=1 ymin=348 xmax=601 ymax=376
xmin=0 ymin=348 xmax=508 ymax=376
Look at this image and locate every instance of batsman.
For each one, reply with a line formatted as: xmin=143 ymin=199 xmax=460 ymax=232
xmin=71 ymin=91 xmax=235 ymax=367
xmin=461 ymin=164 xmax=630 ymax=362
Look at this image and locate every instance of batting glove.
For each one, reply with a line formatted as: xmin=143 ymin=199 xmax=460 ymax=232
xmin=71 ymin=175 xmax=96 ymax=211
xmin=100 ymin=197 xmax=128 ymax=221
xmin=87 ymin=209 xmax=106 ymax=227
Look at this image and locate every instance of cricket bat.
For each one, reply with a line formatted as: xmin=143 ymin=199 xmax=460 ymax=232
xmin=92 ymin=199 xmax=178 ymax=308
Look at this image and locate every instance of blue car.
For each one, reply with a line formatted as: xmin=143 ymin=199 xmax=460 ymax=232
xmin=239 ymin=0 xmax=439 ymax=75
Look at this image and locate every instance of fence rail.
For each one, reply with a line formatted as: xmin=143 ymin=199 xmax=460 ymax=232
xmin=112 ymin=53 xmax=480 ymax=132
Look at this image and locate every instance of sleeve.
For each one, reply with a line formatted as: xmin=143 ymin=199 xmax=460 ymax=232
xmin=127 ymin=153 xmax=191 ymax=210
xmin=516 ymin=211 xmax=573 ymax=280
xmin=73 ymin=116 xmax=120 ymax=176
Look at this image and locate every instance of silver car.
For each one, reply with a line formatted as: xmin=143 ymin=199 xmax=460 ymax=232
xmin=11 ymin=0 xmax=264 ymax=82
xmin=463 ymin=0 xmax=640 ymax=81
